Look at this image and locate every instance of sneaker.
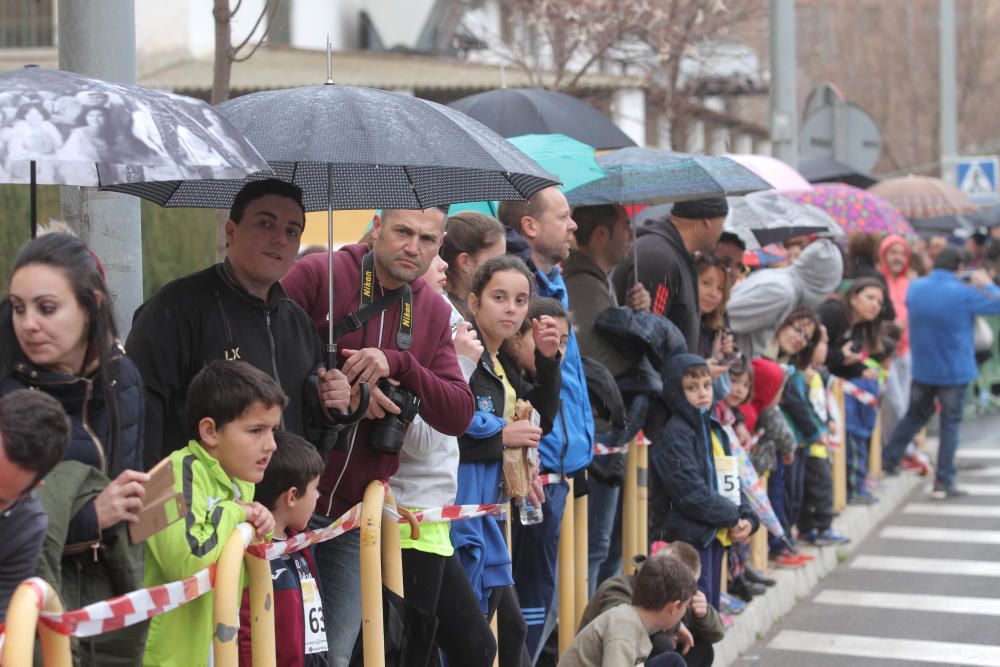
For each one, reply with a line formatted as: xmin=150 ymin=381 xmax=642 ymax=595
xmin=720 ymin=592 xmax=746 ymax=615
xmin=798 ymin=529 xmax=817 ymax=545
xmin=744 ymin=566 xmax=777 ymax=587
xmin=901 ymin=454 xmax=931 ymax=476
xmin=931 ymin=483 xmax=969 ymax=499
xmin=848 ymin=493 xmax=879 ymax=505
xmin=770 ymin=550 xmax=806 ymax=569
xmin=813 ymin=528 xmax=850 ymax=546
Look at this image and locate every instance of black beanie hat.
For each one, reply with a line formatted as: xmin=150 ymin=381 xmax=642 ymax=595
xmin=671 ymin=197 xmax=729 ymax=220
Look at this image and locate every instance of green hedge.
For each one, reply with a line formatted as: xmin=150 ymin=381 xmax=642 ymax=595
xmin=0 ymin=185 xmax=215 ymax=300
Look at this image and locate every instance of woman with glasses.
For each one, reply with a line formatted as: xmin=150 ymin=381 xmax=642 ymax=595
xmin=0 ymin=233 xmax=148 ymax=666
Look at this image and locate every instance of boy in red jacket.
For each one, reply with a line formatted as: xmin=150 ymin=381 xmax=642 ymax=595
xmin=239 ymin=431 xmax=327 ymax=666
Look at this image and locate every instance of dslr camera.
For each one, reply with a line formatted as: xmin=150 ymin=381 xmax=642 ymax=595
xmin=369 ymin=379 xmax=421 ymax=454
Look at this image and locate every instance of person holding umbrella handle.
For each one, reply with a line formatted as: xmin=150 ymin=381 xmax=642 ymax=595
xmin=127 ymin=180 xmax=355 ymax=471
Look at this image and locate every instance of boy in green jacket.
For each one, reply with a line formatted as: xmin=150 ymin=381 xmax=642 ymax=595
xmin=144 ymin=361 xmax=281 ymax=667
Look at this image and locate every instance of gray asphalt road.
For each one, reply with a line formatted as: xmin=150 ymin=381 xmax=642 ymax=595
xmin=736 ymin=413 xmax=1000 ymax=667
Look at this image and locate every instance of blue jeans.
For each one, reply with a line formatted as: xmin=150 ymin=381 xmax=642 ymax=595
xmin=884 ymin=381 xmax=967 ymax=488
xmin=697 ymin=539 xmax=725 ymax=611
xmin=587 ymin=476 xmax=621 ymax=597
xmin=310 ymin=514 xmax=361 ymax=667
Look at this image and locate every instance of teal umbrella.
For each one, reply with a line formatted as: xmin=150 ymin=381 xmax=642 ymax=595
xmin=449 ymin=133 xmax=604 ymax=215
xmin=564 ymin=147 xmax=771 ymax=207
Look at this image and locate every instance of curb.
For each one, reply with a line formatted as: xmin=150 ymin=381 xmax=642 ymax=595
xmin=715 ymin=468 xmax=925 ymax=666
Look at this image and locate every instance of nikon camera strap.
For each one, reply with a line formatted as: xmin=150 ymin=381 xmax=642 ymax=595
xmin=329 ymin=251 xmax=412 ymax=350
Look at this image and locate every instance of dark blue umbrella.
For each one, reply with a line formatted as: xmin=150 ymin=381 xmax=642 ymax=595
xmin=564 ymin=147 xmax=772 ymax=208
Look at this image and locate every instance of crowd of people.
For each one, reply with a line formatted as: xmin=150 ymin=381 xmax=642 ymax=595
xmin=2 ymin=176 xmax=1000 ymax=667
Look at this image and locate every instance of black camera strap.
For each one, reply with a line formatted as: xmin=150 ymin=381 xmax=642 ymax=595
xmin=330 ymin=251 xmax=413 ymax=350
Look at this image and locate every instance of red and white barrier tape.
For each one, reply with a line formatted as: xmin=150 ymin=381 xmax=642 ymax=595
xmin=38 ymin=567 xmax=215 ymax=638
xmin=593 ymin=432 xmax=650 ymax=456
xmin=247 ymin=502 xmax=363 ymax=560
xmin=386 ymin=503 xmax=503 ymax=525
xmin=840 ymin=379 xmax=880 ymax=408
xmin=537 ymin=473 xmax=565 ymax=486
xmin=6 ymin=496 xmax=500 ymax=639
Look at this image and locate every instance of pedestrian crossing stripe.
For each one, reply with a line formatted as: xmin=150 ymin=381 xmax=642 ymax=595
xmin=904 ymin=503 xmax=1000 ymax=517
xmin=851 ymin=555 xmax=1000 ymax=577
xmin=815 ymin=589 xmax=1000 ymax=616
xmin=769 ymin=630 xmax=1000 ymax=666
xmin=958 ymin=465 xmax=1000 ymax=477
xmin=956 ymin=449 xmax=1000 ymax=460
xmin=881 ymin=525 xmax=1000 ymax=544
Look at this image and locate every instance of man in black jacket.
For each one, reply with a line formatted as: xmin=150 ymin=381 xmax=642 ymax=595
xmin=611 ymin=198 xmax=728 ymax=352
xmin=127 ymin=180 xmax=352 ymax=469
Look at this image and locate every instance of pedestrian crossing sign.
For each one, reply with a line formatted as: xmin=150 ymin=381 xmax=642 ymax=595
xmin=956 ymin=156 xmax=999 ymax=204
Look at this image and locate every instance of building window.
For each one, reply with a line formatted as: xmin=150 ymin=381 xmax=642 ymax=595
xmin=0 ymin=0 xmax=54 ymax=48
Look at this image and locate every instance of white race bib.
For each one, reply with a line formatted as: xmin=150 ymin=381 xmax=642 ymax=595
xmin=714 ymin=455 xmax=741 ymax=506
xmin=295 ymin=555 xmax=328 ymax=655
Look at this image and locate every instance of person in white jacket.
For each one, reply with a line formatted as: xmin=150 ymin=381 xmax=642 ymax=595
xmin=389 ymin=254 xmax=499 ymax=665
xmin=727 ymin=238 xmax=844 ymax=358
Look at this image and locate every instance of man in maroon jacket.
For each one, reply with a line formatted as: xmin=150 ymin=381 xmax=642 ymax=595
xmin=282 ymin=207 xmax=474 ymax=665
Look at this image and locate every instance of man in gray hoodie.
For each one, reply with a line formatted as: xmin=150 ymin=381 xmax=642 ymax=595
xmin=727 ymin=238 xmax=844 ymax=357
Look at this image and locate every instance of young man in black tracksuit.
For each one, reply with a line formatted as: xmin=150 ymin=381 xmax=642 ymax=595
xmin=127 ymin=179 xmax=352 ymax=468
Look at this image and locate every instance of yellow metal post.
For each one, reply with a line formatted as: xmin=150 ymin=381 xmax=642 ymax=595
xmin=573 ymin=487 xmax=588 ymax=626
xmin=245 ymin=546 xmax=277 ymax=667
xmin=360 ymin=480 xmax=387 ymax=667
xmin=831 ymin=382 xmax=848 ymax=512
xmin=1 ymin=578 xmax=71 ymax=667
xmin=213 ymin=523 xmax=254 ymax=666
xmin=636 ymin=443 xmax=649 ymax=556
xmin=750 ymin=522 xmax=769 ymax=573
xmin=621 ymin=443 xmax=638 ymax=574
xmin=381 ymin=488 xmax=405 ymax=598
xmin=557 ymin=478 xmax=575 ymax=656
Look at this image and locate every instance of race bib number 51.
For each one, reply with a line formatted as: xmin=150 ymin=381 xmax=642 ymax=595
xmin=714 ymin=455 xmax=741 ymax=506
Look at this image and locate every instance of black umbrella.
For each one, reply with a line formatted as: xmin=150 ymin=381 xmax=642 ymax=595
xmin=107 ymin=83 xmax=558 ymax=420
xmin=798 ymin=154 xmax=877 ymax=189
xmin=449 ymin=88 xmax=636 ymax=150
xmin=0 ymin=65 xmax=269 ymax=238
xmin=909 ymin=214 xmax=975 ymax=239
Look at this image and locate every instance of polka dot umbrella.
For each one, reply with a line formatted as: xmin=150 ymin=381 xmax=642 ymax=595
xmin=789 ymin=183 xmax=916 ymax=238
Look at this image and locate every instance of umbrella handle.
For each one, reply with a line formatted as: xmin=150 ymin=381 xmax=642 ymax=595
xmin=324 ymin=380 xmax=370 ymax=425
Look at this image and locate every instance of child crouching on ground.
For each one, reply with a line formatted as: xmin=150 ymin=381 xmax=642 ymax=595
xmin=144 ymin=361 xmax=279 ymax=667
xmin=559 ymin=556 xmax=698 ymax=667
xmin=239 ymin=431 xmax=327 ymax=666
xmin=649 ymin=353 xmax=759 ymax=611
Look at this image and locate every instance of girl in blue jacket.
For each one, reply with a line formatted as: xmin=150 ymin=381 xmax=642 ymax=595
xmin=451 ymin=255 xmax=562 ymax=667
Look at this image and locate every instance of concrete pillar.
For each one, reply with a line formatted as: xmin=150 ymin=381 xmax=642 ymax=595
xmin=734 ymin=133 xmax=755 ymax=155
xmin=686 ymin=120 xmax=706 ymax=154
xmin=612 ymin=88 xmax=646 ymax=148
xmin=58 ymin=0 xmax=143 ymax=337
xmin=708 ymin=124 xmax=730 ymax=156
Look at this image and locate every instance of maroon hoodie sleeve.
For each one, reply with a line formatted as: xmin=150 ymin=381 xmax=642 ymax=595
xmin=383 ymin=311 xmax=474 ymax=437
xmin=281 ymin=253 xmax=328 ymax=329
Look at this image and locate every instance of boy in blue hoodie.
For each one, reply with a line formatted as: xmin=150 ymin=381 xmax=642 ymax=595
xmin=649 ymin=353 xmax=760 ymax=611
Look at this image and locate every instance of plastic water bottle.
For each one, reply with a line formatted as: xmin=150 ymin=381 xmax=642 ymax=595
xmin=519 ymin=448 xmax=543 ymax=525
xmin=518 ymin=497 xmax=543 ymax=525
